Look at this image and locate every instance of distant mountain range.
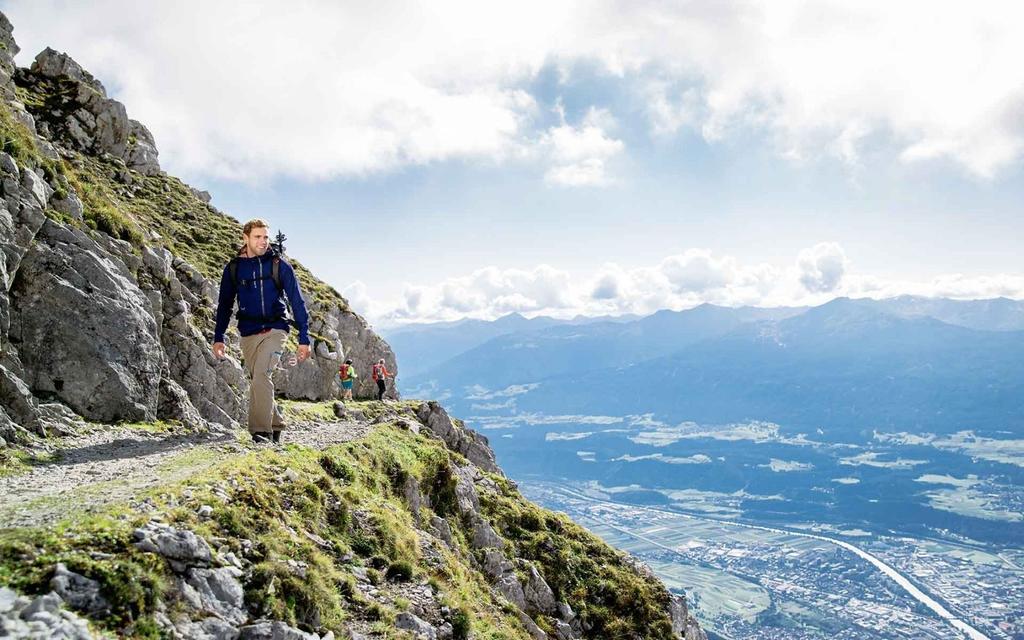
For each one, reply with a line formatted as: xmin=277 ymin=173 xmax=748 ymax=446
xmin=388 ymin=297 xmax=1024 ymax=437
xmin=382 ymin=311 xmax=638 ymax=376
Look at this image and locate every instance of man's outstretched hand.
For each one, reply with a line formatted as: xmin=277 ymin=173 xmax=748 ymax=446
xmin=212 ymin=342 xmax=226 ymax=359
xmin=297 ymin=344 xmax=311 ymax=362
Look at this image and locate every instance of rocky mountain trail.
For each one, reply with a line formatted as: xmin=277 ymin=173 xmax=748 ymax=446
xmin=0 ymin=403 xmax=377 ymax=530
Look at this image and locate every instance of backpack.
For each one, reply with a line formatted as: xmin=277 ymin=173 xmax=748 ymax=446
xmin=228 ymin=255 xmax=282 ymax=291
xmin=339 ymin=364 xmax=354 ymax=381
xmin=228 ymin=254 xmax=294 ymax=326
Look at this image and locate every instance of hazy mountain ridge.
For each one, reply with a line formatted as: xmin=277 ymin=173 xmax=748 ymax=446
xmin=384 ymin=312 xmax=638 ymax=377
xmin=400 ymin=297 xmax=1024 ymax=437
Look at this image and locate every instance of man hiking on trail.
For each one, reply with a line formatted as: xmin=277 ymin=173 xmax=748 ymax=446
xmin=372 ymin=359 xmax=392 ymax=401
xmin=338 ymin=358 xmax=357 ymax=401
xmin=212 ymin=219 xmax=311 ymax=444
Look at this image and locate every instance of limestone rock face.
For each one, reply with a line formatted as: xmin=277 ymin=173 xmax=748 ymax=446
xmin=273 ymin=303 xmax=398 ymax=402
xmin=482 ymin=549 xmax=527 ymax=611
xmin=23 ymin=47 xmax=152 ymax=172
xmin=141 ymin=246 xmax=245 ymax=429
xmin=125 ymin=119 xmax=161 ymax=175
xmin=416 ymin=401 xmax=500 ymax=474
xmin=0 ymin=13 xmax=20 ymax=93
xmin=670 ymin=593 xmax=708 ymax=640
xmin=0 ymin=16 xmax=397 ymax=434
xmin=521 ymin=561 xmax=558 ymax=616
xmin=11 ymin=220 xmax=164 ymax=421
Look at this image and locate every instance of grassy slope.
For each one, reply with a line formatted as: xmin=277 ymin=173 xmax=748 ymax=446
xmin=0 ymin=403 xmax=680 ymax=639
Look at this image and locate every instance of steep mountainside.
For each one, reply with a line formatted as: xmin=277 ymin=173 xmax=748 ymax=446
xmin=0 ymin=13 xmax=704 ymax=640
xmin=0 ymin=15 xmax=397 ymax=443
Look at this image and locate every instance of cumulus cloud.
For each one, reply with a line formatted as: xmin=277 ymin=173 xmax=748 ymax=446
xmin=374 ymin=241 xmax=1024 ymax=324
xmin=660 ymin=250 xmax=737 ymax=293
xmin=590 ymin=270 xmax=623 ymax=300
xmin=341 ymin=281 xmax=374 ymax=317
xmin=542 ymin=107 xmax=624 ymax=187
xmin=9 ymin=0 xmax=1024 ymax=181
xmin=797 ymin=242 xmax=848 ymax=293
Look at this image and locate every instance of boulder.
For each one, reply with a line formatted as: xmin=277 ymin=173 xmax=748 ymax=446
xmin=237 ymin=621 xmax=319 ymax=640
xmin=174 ymin=616 xmax=240 ymax=640
xmin=1 ymin=589 xmax=95 ymax=640
xmin=416 ymin=402 xmax=500 ymax=474
xmin=50 ymin=563 xmax=110 ymax=617
xmin=133 ymin=521 xmax=213 ymax=572
xmin=124 ymin=120 xmax=160 ymax=175
xmin=0 ymin=362 xmax=40 ymax=433
xmin=515 ymin=610 xmax=548 ymax=640
xmin=470 ymin=517 xmax=503 ymax=550
xmin=520 ymin=562 xmax=557 ymax=616
xmin=481 ymin=549 xmax=526 ymax=611
xmin=429 ymin=515 xmax=455 ymax=550
xmin=394 ymin=611 xmax=437 ymax=640
xmin=180 ymin=567 xmax=246 ymax=625
xmin=11 ymin=220 xmax=163 ymax=422
xmin=451 ymin=464 xmax=481 ymax=514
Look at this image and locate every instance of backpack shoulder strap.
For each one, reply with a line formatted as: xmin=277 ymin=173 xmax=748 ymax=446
xmin=228 ymin=258 xmax=240 ymax=287
xmin=271 ymin=258 xmax=282 ymax=291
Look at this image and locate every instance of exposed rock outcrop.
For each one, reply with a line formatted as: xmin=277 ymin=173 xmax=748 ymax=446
xmin=0 ymin=11 xmax=397 ymax=435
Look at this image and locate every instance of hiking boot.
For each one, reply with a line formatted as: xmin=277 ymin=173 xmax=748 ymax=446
xmin=272 ymin=429 xmax=282 ymax=444
xmin=251 ymin=432 xmax=271 ymax=443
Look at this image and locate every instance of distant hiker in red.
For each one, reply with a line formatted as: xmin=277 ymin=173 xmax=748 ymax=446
xmin=372 ymin=359 xmax=392 ymax=401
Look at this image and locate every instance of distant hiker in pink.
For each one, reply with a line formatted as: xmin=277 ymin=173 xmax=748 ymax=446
xmin=372 ymin=359 xmax=392 ymax=401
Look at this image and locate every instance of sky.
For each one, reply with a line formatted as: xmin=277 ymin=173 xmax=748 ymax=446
xmin=3 ymin=0 xmax=1023 ymax=326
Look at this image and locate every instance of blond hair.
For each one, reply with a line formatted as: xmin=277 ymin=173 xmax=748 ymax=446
xmin=242 ymin=219 xmax=270 ymax=236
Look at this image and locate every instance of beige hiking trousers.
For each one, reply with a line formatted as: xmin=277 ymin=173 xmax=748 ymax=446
xmin=240 ymin=329 xmax=288 ymax=434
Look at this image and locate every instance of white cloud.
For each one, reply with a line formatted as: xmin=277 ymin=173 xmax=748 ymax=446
xmin=9 ymin=0 xmax=1024 ymax=182
xmin=542 ymin=107 xmax=624 ymax=186
xmin=660 ymin=249 xmax=737 ymax=293
xmin=590 ymin=269 xmax=623 ymax=300
xmin=797 ymin=242 xmax=848 ymax=293
xmin=341 ymin=281 xmax=373 ymax=317
xmin=375 ymin=242 xmax=1024 ymax=324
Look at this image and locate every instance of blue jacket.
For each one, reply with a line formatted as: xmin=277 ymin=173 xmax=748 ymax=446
xmin=213 ymin=248 xmax=310 ymax=345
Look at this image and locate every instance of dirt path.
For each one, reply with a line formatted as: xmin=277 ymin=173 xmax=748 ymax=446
xmin=0 ymin=418 xmax=373 ymax=529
